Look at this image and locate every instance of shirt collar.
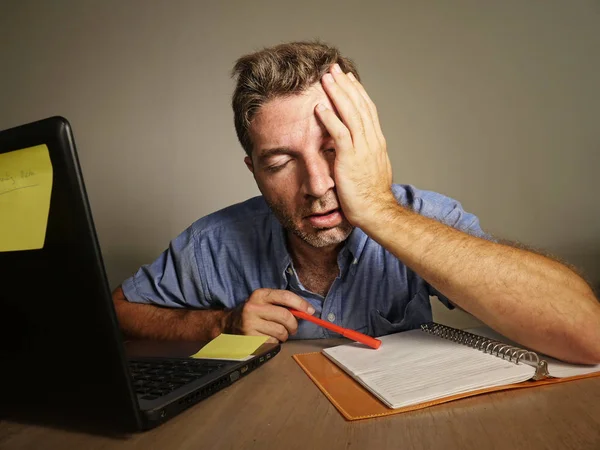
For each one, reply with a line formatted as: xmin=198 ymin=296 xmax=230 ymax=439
xmin=345 ymin=226 xmax=368 ymax=263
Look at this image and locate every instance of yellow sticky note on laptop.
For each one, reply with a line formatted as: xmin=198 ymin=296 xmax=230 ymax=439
xmin=191 ymin=334 xmax=269 ymax=360
xmin=0 ymin=145 xmax=53 ymax=252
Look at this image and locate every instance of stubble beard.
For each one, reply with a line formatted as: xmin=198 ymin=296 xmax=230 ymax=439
xmin=266 ymin=196 xmax=353 ymax=248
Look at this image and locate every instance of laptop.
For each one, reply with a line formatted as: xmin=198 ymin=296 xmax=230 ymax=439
xmin=0 ymin=116 xmax=280 ymax=432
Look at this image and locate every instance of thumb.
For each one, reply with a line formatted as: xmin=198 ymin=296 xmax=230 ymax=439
xmin=297 ymin=298 xmax=316 ymax=315
xmin=304 ymin=301 xmax=316 ymax=315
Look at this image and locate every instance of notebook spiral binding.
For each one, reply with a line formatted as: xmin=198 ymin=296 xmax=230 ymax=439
xmin=421 ymin=323 xmax=549 ymax=380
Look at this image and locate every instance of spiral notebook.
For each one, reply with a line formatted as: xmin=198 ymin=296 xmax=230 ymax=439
xmin=293 ymin=323 xmax=600 ymax=420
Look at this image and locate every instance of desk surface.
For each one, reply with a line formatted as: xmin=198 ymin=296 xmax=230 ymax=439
xmin=2 ymin=339 xmax=600 ymax=450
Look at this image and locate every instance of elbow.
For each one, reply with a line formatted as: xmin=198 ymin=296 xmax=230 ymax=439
xmin=572 ymin=345 xmax=600 ymax=365
xmin=112 ymin=285 xmax=127 ymax=304
xmin=570 ymin=292 xmax=600 ymax=364
xmin=576 ymin=348 xmax=600 ymax=366
xmin=554 ymin=346 xmax=600 ymax=366
xmin=582 ymin=336 xmax=600 ymax=365
xmin=570 ymin=322 xmax=600 ymax=365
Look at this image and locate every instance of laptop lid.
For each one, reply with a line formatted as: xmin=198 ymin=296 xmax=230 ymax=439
xmin=0 ymin=117 xmax=143 ymax=431
xmin=0 ymin=117 xmax=281 ymax=433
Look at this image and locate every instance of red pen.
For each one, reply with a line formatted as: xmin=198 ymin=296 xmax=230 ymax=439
xmin=290 ymin=309 xmax=381 ymax=349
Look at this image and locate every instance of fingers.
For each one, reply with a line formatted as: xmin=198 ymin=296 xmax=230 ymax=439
xmin=321 ymin=64 xmax=380 ymax=149
xmin=315 ymin=103 xmax=354 ymax=154
xmin=238 ymin=304 xmax=292 ymax=342
xmin=321 ymin=71 xmax=367 ymax=148
xmin=238 ymin=289 xmax=316 ymax=342
xmin=245 ymin=301 xmax=298 ymax=336
xmin=330 ymin=66 xmax=379 ymax=146
xmin=257 ymin=289 xmax=315 ymax=314
xmin=331 ymin=66 xmax=369 ymax=118
xmin=254 ymin=320 xmax=290 ymax=342
xmin=346 ymin=72 xmax=386 ymax=148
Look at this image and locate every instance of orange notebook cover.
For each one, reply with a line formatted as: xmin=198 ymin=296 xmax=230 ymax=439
xmin=293 ymin=351 xmax=600 ymax=421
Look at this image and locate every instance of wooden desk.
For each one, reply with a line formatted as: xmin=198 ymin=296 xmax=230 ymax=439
xmin=1 ymin=339 xmax=600 ymax=450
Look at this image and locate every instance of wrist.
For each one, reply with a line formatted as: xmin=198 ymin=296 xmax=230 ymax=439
xmin=356 ymin=192 xmax=402 ymax=233
xmin=187 ymin=309 xmax=230 ymax=340
xmin=212 ymin=310 xmax=228 ymax=339
xmin=221 ymin=304 xmax=243 ymax=336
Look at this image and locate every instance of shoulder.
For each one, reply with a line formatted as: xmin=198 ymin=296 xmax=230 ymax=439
xmin=391 ymin=184 xmax=460 ymax=214
xmin=188 ymin=195 xmax=271 ymax=238
xmin=391 ymin=184 xmax=489 ymax=238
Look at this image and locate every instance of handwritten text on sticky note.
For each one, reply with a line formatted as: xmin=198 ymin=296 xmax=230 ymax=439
xmin=0 ymin=144 xmax=53 ymax=252
xmin=191 ymin=334 xmax=268 ymax=360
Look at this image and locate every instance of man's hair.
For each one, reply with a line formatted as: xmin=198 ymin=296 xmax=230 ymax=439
xmin=231 ymin=41 xmax=360 ymax=157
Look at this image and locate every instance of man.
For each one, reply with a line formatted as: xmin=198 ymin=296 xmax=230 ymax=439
xmin=113 ymin=41 xmax=600 ymax=364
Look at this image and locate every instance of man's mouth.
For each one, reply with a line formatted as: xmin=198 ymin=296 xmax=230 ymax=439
xmin=308 ymin=208 xmax=339 ymax=217
xmin=305 ymin=208 xmax=342 ymax=228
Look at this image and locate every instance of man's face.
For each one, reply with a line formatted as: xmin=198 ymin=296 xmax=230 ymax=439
xmin=245 ymin=83 xmax=353 ymax=248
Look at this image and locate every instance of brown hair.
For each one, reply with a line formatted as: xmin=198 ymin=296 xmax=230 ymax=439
xmin=231 ymin=41 xmax=360 ymax=156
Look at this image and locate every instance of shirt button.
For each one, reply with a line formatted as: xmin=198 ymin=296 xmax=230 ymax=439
xmin=286 ymin=267 xmax=293 ymax=275
xmin=327 ymin=312 xmax=336 ymax=322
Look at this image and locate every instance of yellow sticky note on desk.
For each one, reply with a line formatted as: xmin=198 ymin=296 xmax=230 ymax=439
xmin=0 ymin=144 xmax=53 ymax=252
xmin=191 ymin=334 xmax=269 ymax=360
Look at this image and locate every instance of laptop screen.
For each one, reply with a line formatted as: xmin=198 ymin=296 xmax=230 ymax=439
xmin=0 ymin=117 xmax=139 ymax=429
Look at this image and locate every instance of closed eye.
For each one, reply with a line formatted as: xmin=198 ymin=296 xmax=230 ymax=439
xmin=264 ymin=160 xmax=291 ymax=172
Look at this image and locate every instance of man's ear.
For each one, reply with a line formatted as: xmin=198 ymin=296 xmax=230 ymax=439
xmin=244 ymin=155 xmax=254 ymax=174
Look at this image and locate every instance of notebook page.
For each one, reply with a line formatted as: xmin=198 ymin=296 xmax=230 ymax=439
xmin=466 ymin=327 xmax=600 ymax=378
xmin=323 ymin=330 xmax=535 ymax=409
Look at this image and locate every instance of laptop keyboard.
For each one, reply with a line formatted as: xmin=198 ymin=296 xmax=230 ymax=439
xmin=129 ymin=359 xmax=226 ymax=401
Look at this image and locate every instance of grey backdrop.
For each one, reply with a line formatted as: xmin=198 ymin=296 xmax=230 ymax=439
xmin=1 ymin=1 xmax=598 ymax=318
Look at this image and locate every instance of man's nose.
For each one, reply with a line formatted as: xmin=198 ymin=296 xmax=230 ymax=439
xmin=301 ymin=155 xmax=335 ymax=198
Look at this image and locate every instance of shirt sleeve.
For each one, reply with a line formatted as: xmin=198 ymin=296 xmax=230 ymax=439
xmin=121 ymin=227 xmax=211 ymax=308
xmin=393 ymin=184 xmax=493 ymax=239
xmin=392 ymin=184 xmax=494 ymax=309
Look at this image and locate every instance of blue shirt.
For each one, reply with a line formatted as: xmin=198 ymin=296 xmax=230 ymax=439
xmin=122 ymin=184 xmax=489 ymax=339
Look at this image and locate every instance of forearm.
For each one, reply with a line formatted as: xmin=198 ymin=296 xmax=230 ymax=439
xmin=112 ymin=286 xmax=229 ymax=341
xmin=361 ymin=200 xmax=600 ymax=364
